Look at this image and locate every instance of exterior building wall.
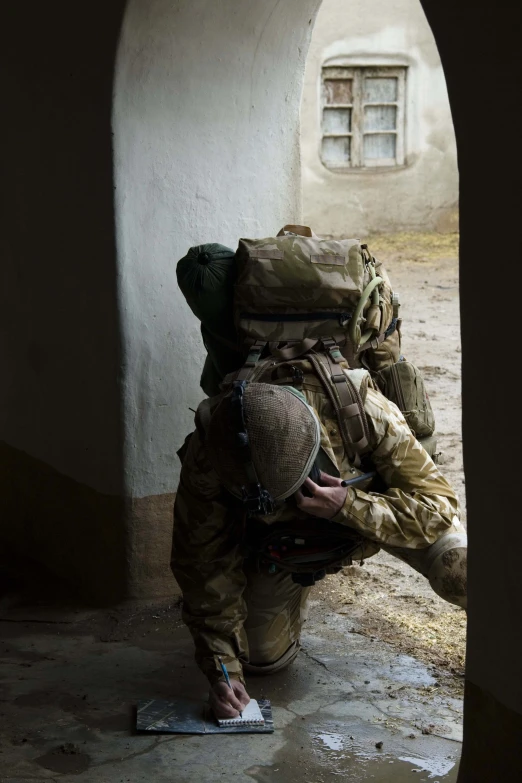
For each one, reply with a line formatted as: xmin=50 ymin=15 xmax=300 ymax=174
xmin=301 ymin=0 xmax=458 ymax=237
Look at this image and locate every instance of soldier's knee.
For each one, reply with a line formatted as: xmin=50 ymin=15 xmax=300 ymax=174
xmin=241 ymin=640 xmax=300 ymax=675
xmin=426 ymin=532 xmax=467 ymax=609
xmin=385 ymin=530 xmax=467 ymax=609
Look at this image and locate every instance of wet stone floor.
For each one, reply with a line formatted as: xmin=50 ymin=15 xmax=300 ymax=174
xmin=0 ymin=596 xmax=462 ymax=782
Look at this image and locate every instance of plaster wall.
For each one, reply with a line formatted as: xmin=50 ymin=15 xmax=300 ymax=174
xmin=113 ymin=0 xmax=319 ymax=498
xmin=301 ymin=0 xmax=458 ymax=237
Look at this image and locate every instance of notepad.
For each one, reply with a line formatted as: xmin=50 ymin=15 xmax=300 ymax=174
xmin=136 ymin=697 xmax=273 ymax=734
xmin=216 ymin=698 xmax=265 ymax=727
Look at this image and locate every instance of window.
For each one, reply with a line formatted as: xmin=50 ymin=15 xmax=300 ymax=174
xmin=321 ymin=66 xmax=406 ymax=169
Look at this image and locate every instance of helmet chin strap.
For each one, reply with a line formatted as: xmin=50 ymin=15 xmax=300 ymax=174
xmin=308 ymin=460 xmax=322 ymax=484
xmin=231 ymin=381 xmax=274 ymax=516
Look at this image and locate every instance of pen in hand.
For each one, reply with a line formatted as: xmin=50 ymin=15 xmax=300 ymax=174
xmin=341 ymin=470 xmax=376 ymax=487
xmin=217 ymin=656 xmax=242 ymax=718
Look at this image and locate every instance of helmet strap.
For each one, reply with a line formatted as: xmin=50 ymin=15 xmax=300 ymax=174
xmin=231 ymin=381 xmax=274 ymax=516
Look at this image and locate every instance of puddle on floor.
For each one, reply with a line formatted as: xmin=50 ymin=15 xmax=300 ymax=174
xmin=247 ymin=717 xmax=459 ymax=783
xmin=308 ymin=720 xmax=458 ymax=781
xmin=248 ymin=749 xmax=457 ymax=783
xmin=316 ymin=732 xmax=345 ymax=751
xmin=311 ymin=732 xmax=456 ymax=780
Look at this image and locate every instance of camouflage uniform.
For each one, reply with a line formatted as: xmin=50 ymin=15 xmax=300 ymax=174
xmin=171 ymin=362 xmax=462 ymax=686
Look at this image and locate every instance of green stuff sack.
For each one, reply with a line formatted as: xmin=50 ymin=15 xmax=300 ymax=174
xmin=176 ymin=244 xmax=243 ymax=396
xmin=176 ymin=243 xmax=236 ymax=335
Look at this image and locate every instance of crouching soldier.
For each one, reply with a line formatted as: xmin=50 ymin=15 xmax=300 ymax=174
xmin=171 ymin=367 xmax=467 ymax=719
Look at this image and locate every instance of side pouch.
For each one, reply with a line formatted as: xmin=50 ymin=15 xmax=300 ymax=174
xmin=374 ymin=359 xmax=435 ymax=439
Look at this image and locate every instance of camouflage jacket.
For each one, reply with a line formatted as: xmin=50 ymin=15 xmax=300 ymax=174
xmin=171 ymin=364 xmax=460 ymax=685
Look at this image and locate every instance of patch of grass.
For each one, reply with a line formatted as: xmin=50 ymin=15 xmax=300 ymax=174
xmin=364 ymin=232 xmax=459 ymax=263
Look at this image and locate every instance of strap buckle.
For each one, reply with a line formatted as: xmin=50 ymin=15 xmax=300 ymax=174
xmin=232 ymin=381 xmax=275 ymax=516
xmin=244 ymin=341 xmax=265 ymax=367
xmin=322 ymin=338 xmax=344 ymax=364
xmin=241 ymin=485 xmax=274 ymax=516
xmin=290 ymin=365 xmax=304 ymax=385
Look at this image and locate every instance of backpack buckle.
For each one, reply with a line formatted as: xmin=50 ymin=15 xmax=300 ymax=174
xmin=241 ymin=484 xmax=275 ymax=516
xmin=322 ymin=338 xmax=344 ymax=363
xmin=290 ymin=365 xmax=304 ymax=385
xmin=244 ymin=341 xmax=266 ymax=367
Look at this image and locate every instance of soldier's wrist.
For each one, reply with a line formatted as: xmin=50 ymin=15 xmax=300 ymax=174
xmin=331 ymin=486 xmax=355 ymax=524
xmin=210 ymin=671 xmax=246 ymax=687
xmin=207 ymin=655 xmax=245 ymax=687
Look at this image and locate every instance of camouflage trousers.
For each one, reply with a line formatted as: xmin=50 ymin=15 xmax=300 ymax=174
xmin=239 ymin=558 xmax=312 ymax=675
xmin=239 ymin=524 xmax=467 ymax=676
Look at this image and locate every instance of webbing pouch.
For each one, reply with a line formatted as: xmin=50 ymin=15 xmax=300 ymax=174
xmin=244 ymin=518 xmax=364 ymax=575
xmin=373 ymin=359 xmax=435 ymax=439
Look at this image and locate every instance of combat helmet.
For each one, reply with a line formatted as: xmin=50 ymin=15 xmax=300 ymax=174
xmin=206 ymin=380 xmax=321 ymax=515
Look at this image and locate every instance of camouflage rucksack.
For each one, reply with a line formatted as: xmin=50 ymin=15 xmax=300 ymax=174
xmin=177 ymin=224 xmax=437 ymax=458
xmin=233 ymin=224 xmax=400 ymax=372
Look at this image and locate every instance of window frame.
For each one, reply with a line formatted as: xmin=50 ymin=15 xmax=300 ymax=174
xmin=320 ymin=65 xmax=407 ymax=171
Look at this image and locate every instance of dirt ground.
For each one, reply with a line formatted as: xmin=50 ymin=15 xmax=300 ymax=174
xmin=311 ymin=231 xmax=465 ymax=694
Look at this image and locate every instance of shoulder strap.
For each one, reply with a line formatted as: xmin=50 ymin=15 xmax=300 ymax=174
xmin=308 ymin=350 xmax=372 ymax=466
xmin=222 ymin=337 xmax=372 ymax=466
xmin=269 ymin=339 xmax=318 ymax=361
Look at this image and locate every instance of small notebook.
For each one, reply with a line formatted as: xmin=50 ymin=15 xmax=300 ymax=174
xmin=136 ymin=697 xmax=274 ymax=734
xmin=216 ymin=698 xmax=265 ymax=727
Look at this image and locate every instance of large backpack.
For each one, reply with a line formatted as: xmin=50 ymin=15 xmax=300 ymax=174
xmin=177 ymin=225 xmax=437 ymax=460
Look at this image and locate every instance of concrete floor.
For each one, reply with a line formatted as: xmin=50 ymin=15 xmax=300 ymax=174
xmin=0 ymin=590 xmax=462 ymax=783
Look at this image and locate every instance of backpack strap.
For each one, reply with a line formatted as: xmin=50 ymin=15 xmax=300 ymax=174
xmin=232 ymin=338 xmax=319 ymax=386
xmin=221 ymin=351 xmax=275 ymax=389
xmin=276 ymin=224 xmax=317 ymax=238
xmin=308 ymin=348 xmax=372 ymax=466
xmin=235 ymin=340 xmax=267 ymax=381
xmin=269 ymin=339 xmax=318 ymax=361
xmin=356 ymin=317 xmax=401 ymax=355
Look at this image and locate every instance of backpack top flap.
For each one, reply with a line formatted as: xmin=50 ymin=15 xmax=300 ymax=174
xmin=234 ymin=234 xmax=392 ymax=344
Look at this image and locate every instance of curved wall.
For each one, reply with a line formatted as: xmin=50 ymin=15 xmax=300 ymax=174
xmin=113 ymin=0 xmax=320 ymax=595
xmin=114 ymin=0 xmax=321 ymax=500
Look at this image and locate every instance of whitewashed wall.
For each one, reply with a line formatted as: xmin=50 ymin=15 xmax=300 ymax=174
xmin=113 ymin=0 xmax=320 ymax=497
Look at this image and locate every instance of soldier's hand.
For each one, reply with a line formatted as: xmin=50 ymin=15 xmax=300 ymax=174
xmin=210 ymin=680 xmax=250 ymax=719
xmin=295 ymin=471 xmax=347 ymax=519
